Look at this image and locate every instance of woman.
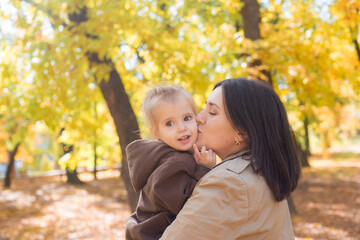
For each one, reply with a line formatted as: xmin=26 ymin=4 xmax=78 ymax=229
xmin=160 ymin=78 xmax=301 ymax=239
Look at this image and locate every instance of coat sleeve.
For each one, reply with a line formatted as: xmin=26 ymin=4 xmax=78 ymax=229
xmin=159 ymin=168 xmax=249 ymax=240
xmin=193 ymin=165 xmax=211 ymax=180
xmin=148 ymin=159 xmax=202 ymax=215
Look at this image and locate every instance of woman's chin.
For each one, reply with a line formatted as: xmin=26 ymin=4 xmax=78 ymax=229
xmin=195 ymin=141 xmax=206 ymax=149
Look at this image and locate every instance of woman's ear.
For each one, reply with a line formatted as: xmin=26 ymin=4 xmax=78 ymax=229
xmin=234 ymin=132 xmax=247 ymax=146
xmin=235 ymin=136 xmax=244 ymax=145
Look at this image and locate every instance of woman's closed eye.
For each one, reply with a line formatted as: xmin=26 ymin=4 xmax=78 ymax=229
xmin=206 ymin=105 xmax=217 ymax=116
xmin=165 ymin=121 xmax=174 ymax=127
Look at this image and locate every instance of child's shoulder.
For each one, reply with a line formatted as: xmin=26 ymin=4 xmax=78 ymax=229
xmin=126 ymin=139 xmax=164 ymax=150
xmin=126 ymin=139 xmax=178 ymax=157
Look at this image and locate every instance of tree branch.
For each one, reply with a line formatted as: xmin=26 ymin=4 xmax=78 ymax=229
xmin=352 ymin=38 xmax=360 ymax=62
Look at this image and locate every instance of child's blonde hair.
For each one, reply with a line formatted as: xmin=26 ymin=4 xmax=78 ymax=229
xmin=142 ymin=85 xmax=197 ymax=129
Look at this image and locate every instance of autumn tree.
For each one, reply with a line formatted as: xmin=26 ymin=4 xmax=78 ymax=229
xmin=259 ymin=0 xmax=359 ymax=156
xmin=0 ymin=38 xmax=32 ymax=187
xmin=8 ymin=0 xmax=214 ymax=210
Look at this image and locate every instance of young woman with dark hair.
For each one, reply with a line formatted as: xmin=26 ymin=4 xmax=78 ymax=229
xmin=215 ymin=78 xmax=300 ymax=201
xmin=160 ymin=78 xmax=301 ymax=240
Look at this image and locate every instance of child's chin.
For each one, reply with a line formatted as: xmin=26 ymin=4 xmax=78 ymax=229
xmin=177 ymin=144 xmax=194 ymax=152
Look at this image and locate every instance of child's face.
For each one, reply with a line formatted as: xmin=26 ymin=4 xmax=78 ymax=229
xmin=152 ymin=99 xmax=197 ymax=151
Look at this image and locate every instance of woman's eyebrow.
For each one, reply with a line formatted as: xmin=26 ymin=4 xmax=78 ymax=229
xmin=207 ymin=101 xmax=220 ymax=109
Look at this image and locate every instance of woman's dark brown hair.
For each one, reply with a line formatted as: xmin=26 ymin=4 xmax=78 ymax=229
xmin=215 ymin=78 xmax=301 ymax=201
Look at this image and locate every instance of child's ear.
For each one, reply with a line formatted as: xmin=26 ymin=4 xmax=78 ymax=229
xmin=149 ymin=126 xmax=158 ymax=139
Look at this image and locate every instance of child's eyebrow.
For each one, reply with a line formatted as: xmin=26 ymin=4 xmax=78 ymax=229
xmin=161 ymin=118 xmax=172 ymax=122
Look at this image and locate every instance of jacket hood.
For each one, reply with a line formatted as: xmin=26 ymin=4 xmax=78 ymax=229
xmin=126 ymin=139 xmax=177 ymax=191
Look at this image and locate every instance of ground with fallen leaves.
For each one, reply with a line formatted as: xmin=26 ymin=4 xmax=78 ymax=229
xmin=0 ymin=154 xmax=359 ymax=240
xmin=292 ymin=154 xmax=360 ymax=240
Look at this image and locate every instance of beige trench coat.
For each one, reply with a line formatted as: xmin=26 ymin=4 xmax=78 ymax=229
xmin=160 ymin=152 xmax=295 ymax=240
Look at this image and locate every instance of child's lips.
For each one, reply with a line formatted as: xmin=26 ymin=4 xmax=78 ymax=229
xmin=178 ymin=135 xmax=191 ymax=143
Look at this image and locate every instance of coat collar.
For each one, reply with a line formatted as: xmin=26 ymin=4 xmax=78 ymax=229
xmin=223 ymin=149 xmax=250 ymax=161
xmin=215 ymin=149 xmax=252 ymax=174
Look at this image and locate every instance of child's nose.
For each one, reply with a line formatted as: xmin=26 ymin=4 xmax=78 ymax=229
xmin=178 ymin=122 xmax=187 ymax=132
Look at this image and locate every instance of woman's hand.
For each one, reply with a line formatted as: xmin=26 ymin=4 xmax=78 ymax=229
xmin=193 ymin=144 xmax=216 ymax=168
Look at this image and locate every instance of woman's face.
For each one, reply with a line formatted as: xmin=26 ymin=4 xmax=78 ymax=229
xmin=196 ymin=87 xmax=246 ymax=160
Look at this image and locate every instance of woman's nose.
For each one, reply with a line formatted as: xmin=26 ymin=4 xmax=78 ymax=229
xmin=196 ymin=110 xmax=206 ymax=125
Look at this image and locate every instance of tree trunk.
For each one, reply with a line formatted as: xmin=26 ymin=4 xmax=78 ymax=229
xmin=93 ymin=138 xmax=97 ymax=180
xmin=287 ymin=194 xmax=297 ymax=214
xmin=58 ymin=129 xmax=83 ymax=184
xmin=298 ymin=143 xmax=310 ymax=167
xmin=352 ymin=38 xmax=360 ymax=61
xmin=66 ymin=167 xmax=85 ymax=185
xmin=303 ymin=115 xmax=311 ymax=157
xmin=240 ymin=0 xmax=305 ymax=214
xmin=20 ymin=1 xmax=141 ymax=210
xmin=98 ymin=65 xmax=141 ymax=212
xmin=241 ymin=0 xmax=309 ymax=166
xmin=65 ymin=6 xmax=140 ymax=211
xmin=4 ymin=143 xmax=20 ymax=188
xmin=241 ymin=0 xmax=261 ymax=41
xmin=93 ymin=102 xmax=97 ymax=180
xmin=322 ymin=131 xmax=330 ymax=158
xmin=240 ymin=0 xmax=273 ymax=86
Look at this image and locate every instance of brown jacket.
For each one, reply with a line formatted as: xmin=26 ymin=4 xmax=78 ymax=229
xmin=160 ymin=151 xmax=295 ymax=240
xmin=125 ymin=139 xmax=210 ymax=240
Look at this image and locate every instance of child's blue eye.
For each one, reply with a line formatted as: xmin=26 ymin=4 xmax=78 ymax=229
xmin=166 ymin=121 xmax=174 ymax=126
xmin=184 ymin=115 xmax=192 ymax=121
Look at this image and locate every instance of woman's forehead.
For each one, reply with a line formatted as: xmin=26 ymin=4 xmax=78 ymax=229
xmin=207 ymin=87 xmax=223 ymax=107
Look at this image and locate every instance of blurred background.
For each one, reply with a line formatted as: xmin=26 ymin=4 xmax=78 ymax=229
xmin=0 ymin=0 xmax=359 ymax=239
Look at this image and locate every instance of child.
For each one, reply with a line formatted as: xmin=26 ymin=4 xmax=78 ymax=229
xmin=125 ymin=85 xmax=216 ymax=240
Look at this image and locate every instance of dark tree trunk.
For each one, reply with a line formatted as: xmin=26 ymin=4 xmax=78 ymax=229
xmin=240 ymin=0 xmax=308 ymax=167
xmin=303 ymin=115 xmax=311 ymax=157
xmin=97 ymin=65 xmax=141 ymax=212
xmin=287 ymin=194 xmax=297 ymax=214
xmin=240 ymin=0 xmax=273 ymax=86
xmin=241 ymin=0 xmax=261 ymax=41
xmin=352 ymin=38 xmax=360 ymax=61
xmin=58 ymin=129 xmax=84 ymax=184
xmin=93 ymin=102 xmax=97 ymax=180
xmin=240 ymin=0 xmax=304 ymax=214
xmin=4 ymin=143 xmax=20 ymax=188
xmin=93 ymin=139 xmax=97 ymax=180
xmin=293 ymin=129 xmax=310 ymax=167
xmin=21 ymin=0 xmax=141 ymax=211
xmin=298 ymin=146 xmax=310 ymax=167
xmin=65 ymin=6 xmax=140 ymax=211
xmin=322 ymin=130 xmax=331 ymax=158
xmin=66 ymin=167 xmax=85 ymax=185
